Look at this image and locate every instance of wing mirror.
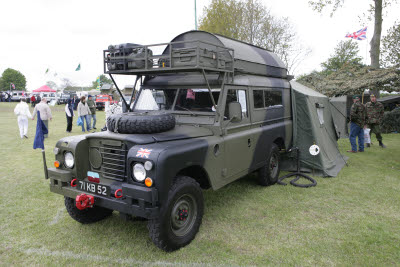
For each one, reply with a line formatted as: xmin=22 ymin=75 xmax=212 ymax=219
xmin=228 ymin=102 xmax=242 ymax=123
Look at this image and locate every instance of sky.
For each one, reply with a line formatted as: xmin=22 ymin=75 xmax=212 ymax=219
xmin=0 ymin=0 xmax=399 ymax=91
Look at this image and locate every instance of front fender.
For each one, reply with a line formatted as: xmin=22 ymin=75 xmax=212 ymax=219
xmin=127 ymin=138 xmax=211 ymax=205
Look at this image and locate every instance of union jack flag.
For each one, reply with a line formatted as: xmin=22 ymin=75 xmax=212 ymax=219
xmin=136 ymin=148 xmax=152 ymax=158
xmin=345 ymin=26 xmax=367 ymax=40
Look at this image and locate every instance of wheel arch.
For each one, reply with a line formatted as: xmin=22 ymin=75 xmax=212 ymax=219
xmin=176 ymin=165 xmax=211 ymax=190
xmin=273 ymin=137 xmax=285 ymax=150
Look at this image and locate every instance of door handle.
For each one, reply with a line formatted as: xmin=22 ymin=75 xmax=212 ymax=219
xmin=248 ymin=138 xmax=251 ymax=147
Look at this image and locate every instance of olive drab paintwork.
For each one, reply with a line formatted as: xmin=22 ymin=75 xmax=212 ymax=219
xmin=47 ymin=30 xmax=294 ymax=250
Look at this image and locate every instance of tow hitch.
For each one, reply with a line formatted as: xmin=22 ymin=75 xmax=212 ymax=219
xmin=75 ymin=194 xmax=94 ymax=210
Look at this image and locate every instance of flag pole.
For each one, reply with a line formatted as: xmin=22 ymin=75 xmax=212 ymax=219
xmin=365 ymin=37 xmax=368 ymax=65
xmin=194 ymin=0 xmax=197 ymax=30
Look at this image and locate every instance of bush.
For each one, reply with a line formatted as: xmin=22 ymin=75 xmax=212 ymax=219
xmin=381 ymin=109 xmax=400 ymax=133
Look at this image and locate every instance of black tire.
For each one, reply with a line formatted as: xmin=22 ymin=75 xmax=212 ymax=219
xmin=147 ymin=176 xmax=204 ymax=252
xmin=64 ymin=196 xmax=113 ymax=224
xmin=258 ymin=143 xmax=281 ymax=186
xmin=107 ymin=112 xmax=175 ymax=134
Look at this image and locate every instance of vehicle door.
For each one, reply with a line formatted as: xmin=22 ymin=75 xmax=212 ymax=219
xmin=221 ymin=86 xmax=253 ymax=180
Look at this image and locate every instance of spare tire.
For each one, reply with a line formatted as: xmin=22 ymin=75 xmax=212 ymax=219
xmin=107 ymin=111 xmax=176 ymax=134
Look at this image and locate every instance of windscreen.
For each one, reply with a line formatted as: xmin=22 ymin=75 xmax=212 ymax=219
xmin=134 ymin=88 xmax=220 ymax=113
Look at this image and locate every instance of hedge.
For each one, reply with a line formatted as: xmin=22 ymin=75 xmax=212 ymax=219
xmin=381 ymin=109 xmax=400 ymax=133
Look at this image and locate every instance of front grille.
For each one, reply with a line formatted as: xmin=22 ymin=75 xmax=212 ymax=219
xmin=98 ymin=143 xmax=127 ymax=181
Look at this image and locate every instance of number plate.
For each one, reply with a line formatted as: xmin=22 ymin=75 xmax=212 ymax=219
xmin=77 ymin=180 xmax=110 ymax=197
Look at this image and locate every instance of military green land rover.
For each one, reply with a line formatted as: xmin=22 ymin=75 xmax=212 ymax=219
xmin=48 ymin=31 xmax=293 ymax=251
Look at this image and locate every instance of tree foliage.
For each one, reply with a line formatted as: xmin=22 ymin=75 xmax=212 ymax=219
xmin=199 ymin=0 xmax=311 ymax=74
xmin=46 ymin=81 xmax=58 ymax=90
xmin=91 ymin=74 xmax=112 ymax=89
xmin=381 ymin=21 xmax=400 ymax=68
xmin=60 ymin=78 xmax=75 ymax=90
xmin=321 ymin=40 xmax=364 ymax=74
xmin=0 ymin=68 xmax=27 ymax=91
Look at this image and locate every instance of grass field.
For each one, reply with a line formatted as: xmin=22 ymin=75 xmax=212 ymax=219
xmin=0 ymin=102 xmax=400 ymax=266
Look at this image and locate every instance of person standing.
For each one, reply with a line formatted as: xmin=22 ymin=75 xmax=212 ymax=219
xmin=73 ymin=95 xmax=80 ymax=111
xmin=32 ymin=97 xmax=52 ymax=138
xmin=65 ymin=98 xmax=74 ymax=133
xmin=77 ymin=96 xmax=92 ymax=132
xmin=14 ymin=98 xmax=32 ymax=138
xmin=365 ymin=94 xmax=386 ymax=148
xmin=30 ymin=94 xmax=36 ymax=107
xmin=36 ymin=95 xmax=41 ymax=105
xmin=348 ymin=95 xmax=366 ymax=153
xmin=87 ymin=95 xmax=97 ymax=130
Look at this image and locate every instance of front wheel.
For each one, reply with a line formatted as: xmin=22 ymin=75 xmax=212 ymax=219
xmin=258 ymin=143 xmax=281 ymax=186
xmin=148 ymin=176 xmax=204 ymax=251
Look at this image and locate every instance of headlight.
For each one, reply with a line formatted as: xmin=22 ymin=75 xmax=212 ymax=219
xmin=133 ymin=163 xmax=146 ymax=182
xmin=64 ymin=152 xmax=74 ymax=168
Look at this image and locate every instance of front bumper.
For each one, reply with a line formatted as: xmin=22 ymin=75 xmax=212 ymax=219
xmin=48 ymin=168 xmax=159 ymax=219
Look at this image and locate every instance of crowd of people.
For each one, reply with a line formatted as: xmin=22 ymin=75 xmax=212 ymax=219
xmin=347 ymin=94 xmax=386 ymax=153
xmin=12 ymin=95 xmax=99 ymax=139
xmin=8 ymin=93 xmax=389 ymax=152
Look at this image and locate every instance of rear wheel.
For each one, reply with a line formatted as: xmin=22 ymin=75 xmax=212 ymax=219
xmin=258 ymin=143 xmax=280 ymax=186
xmin=64 ymin=196 xmax=113 ymax=224
xmin=148 ymin=176 xmax=204 ymax=251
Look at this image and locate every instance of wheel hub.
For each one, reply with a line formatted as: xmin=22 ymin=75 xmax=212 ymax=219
xmin=170 ymin=194 xmax=198 ymax=237
xmin=178 ymin=209 xmax=188 ymax=221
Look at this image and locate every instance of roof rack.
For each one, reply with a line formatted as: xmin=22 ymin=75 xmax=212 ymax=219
xmin=103 ymin=40 xmax=235 ymax=76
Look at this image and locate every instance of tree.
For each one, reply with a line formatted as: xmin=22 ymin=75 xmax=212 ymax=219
xmin=60 ymin=78 xmax=74 ymax=90
xmin=91 ymin=74 xmax=112 ymax=89
xmin=309 ymin=0 xmax=397 ymax=97
xmin=199 ymin=0 xmax=245 ymax=40
xmin=46 ymin=81 xmax=58 ymax=90
xmin=321 ymin=40 xmax=364 ymax=74
xmin=381 ymin=21 xmax=400 ymax=68
xmin=0 ymin=68 xmax=27 ymax=91
xmin=199 ymin=0 xmax=311 ymax=74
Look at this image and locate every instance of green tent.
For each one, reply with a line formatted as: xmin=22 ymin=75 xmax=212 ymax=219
xmin=330 ymin=95 xmax=349 ymax=138
xmin=282 ymin=81 xmax=348 ymax=177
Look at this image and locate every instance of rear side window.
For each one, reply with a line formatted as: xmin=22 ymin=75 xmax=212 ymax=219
xmin=264 ymin=91 xmax=282 ymax=107
xmin=253 ymin=89 xmax=282 ymax=108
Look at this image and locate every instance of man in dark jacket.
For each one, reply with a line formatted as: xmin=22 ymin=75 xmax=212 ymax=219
xmin=365 ymin=94 xmax=386 ymax=148
xmin=348 ymin=95 xmax=366 ymax=153
xmin=73 ymin=95 xmax=80 ymax=111
xmin=87 ymin=95 xmax=97 ymax=130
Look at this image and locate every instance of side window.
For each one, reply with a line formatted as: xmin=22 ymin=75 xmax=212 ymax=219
xmin=253 ymin=90 xmax=264 ymax=109
xmin=264 ymin=90 xmax=282 ymax=107
xmin=254 ymin=89 xmax=282 ymax=109
xmin=225 ymin=89 xmax=248 ymax=119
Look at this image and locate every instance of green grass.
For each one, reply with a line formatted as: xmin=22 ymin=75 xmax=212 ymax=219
xmin=1 ymin=102 xmax=400 ymax=266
